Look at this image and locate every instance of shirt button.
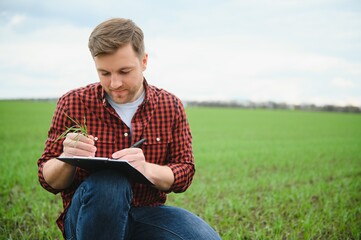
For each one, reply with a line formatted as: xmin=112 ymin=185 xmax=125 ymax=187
xmin=124 ymin=133 xmax=129 ymax=137
xmin=156 ymin=137 xmax=160 ymax=142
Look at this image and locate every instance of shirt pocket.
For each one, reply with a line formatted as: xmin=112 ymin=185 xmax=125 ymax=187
xmin=142 ymin=130 xmax=173 ymax=164
xmin=88 ymin=124 xmax=116 ymax=157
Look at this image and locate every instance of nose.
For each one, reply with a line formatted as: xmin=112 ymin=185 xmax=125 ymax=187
xmin=109 ymin=73 xmax=123 ymax=89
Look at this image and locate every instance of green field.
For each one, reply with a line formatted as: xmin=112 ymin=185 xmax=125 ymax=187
xmin=1 ymin=100 xmax=360 ymax=239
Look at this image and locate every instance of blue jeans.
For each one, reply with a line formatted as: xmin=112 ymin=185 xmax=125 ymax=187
xmin=64 ymin=170 xmax=221 ymax=240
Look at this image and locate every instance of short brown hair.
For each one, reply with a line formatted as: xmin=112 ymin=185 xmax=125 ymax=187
xmin=88 ymin=18 xmax=145 ymax=58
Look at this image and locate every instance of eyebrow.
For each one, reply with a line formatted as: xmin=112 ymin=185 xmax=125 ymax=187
xmin=97 ymin=66 xmax=133 ymax=72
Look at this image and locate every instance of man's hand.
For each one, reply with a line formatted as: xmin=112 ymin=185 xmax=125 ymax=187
xmin=43 ymin=133 xmax=97 ymax=190
xmin=112 ymin=148 xmax=146 ymax=175
xmin=62 ymin=133 xmax=97 ymax=157
xmin=112 ymin=148 xmax=175 ymax=191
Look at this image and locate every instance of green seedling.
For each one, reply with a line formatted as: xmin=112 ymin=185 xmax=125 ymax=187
xmin=54 ymin=113 xmax=88 ymax=144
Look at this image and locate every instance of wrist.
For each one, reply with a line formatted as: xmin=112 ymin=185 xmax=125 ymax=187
xmin=145 ymin=163 xmax=174 ymax=191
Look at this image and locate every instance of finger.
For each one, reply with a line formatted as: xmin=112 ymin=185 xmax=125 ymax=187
xmin=85 ymin=134 xmax=93 ymax=140
xmin=63 ymin=147 xmax=96 ymax=157
xmin=63 ymin=138 xmax=97 ymax=152
xmin=112 ymin=148 xmax=141 ymax=159
xmin=66 ymin=133 xmax=94 ymax=145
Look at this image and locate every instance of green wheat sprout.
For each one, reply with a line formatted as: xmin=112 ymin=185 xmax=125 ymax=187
xmin=54 ymin=113 xmax=88 ymax=144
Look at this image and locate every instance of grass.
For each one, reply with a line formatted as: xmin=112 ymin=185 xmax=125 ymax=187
xmin=1 ymin=101 xmax=360 ymax=239
xmin=0 ymin=100 xmax=63 ymax=239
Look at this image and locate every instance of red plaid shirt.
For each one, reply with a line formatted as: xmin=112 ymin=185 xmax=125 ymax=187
xmin=37 ymin=80 xmax=195 ymax=234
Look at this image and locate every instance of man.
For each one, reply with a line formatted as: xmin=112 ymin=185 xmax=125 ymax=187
xmin=38 ymin=18 xmax=221 ymax=239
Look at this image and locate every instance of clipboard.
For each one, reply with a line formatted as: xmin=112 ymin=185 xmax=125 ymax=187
xmin=57 ymin=156 xmax=153 ymax=185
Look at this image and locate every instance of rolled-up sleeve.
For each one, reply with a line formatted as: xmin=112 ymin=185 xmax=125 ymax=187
xmin=167 ymin=99 xmax=195 ymax=193
xmin=37 ymin=95 xmax=90 ymax=194
xmin=37 ymin=97 xmax=69 ymax=194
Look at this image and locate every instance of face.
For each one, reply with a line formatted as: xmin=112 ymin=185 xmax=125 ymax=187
xmin=94 ymin=44 xmax=148 ymax=104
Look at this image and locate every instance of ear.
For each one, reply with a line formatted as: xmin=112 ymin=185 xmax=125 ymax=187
xmin=141 ymin=53 xmax=148 ymax=71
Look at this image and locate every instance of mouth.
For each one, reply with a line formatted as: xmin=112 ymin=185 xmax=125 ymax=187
xmin=111 ymin=88 xmax=127 ymax=94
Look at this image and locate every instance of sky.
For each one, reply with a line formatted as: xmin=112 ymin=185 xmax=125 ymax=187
xmin=0 ymin=0 xmax=360 ymax=106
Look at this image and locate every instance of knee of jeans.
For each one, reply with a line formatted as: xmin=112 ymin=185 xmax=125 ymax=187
xmin=83 ymin=170 xmax=132 ymax=202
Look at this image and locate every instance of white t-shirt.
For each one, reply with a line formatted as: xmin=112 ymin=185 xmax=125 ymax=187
xmin=106 ymin=90 xmax=145 ymax=133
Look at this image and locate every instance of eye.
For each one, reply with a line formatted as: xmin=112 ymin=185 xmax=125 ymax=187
xmin=119 ymin=69 xmax=131 ymax=74
xmin=100 ymin=71 xmax=110 ymax=76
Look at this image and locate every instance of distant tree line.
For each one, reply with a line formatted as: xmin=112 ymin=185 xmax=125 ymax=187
xmin=185 ymin=100 xmax=361 ymax=113
xmin=2 ymin=98 xmax=360 ymax=113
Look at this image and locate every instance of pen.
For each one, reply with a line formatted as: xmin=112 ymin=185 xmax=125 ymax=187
xmin=131 ymin=138 xmax=146 ymax=148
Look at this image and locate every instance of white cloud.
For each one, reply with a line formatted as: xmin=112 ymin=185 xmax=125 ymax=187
xmin=8 ymin=14 xmax=26 ymax=27
xmin=0 ymin=0 xmax=360 ymax=107
xmin=331 ymin=78 xmax=355 ymax=88
xmin=0 ymin=23 xmax=96 ymax=98
xmin=145 ymin=36 xmax=361 ymax=105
